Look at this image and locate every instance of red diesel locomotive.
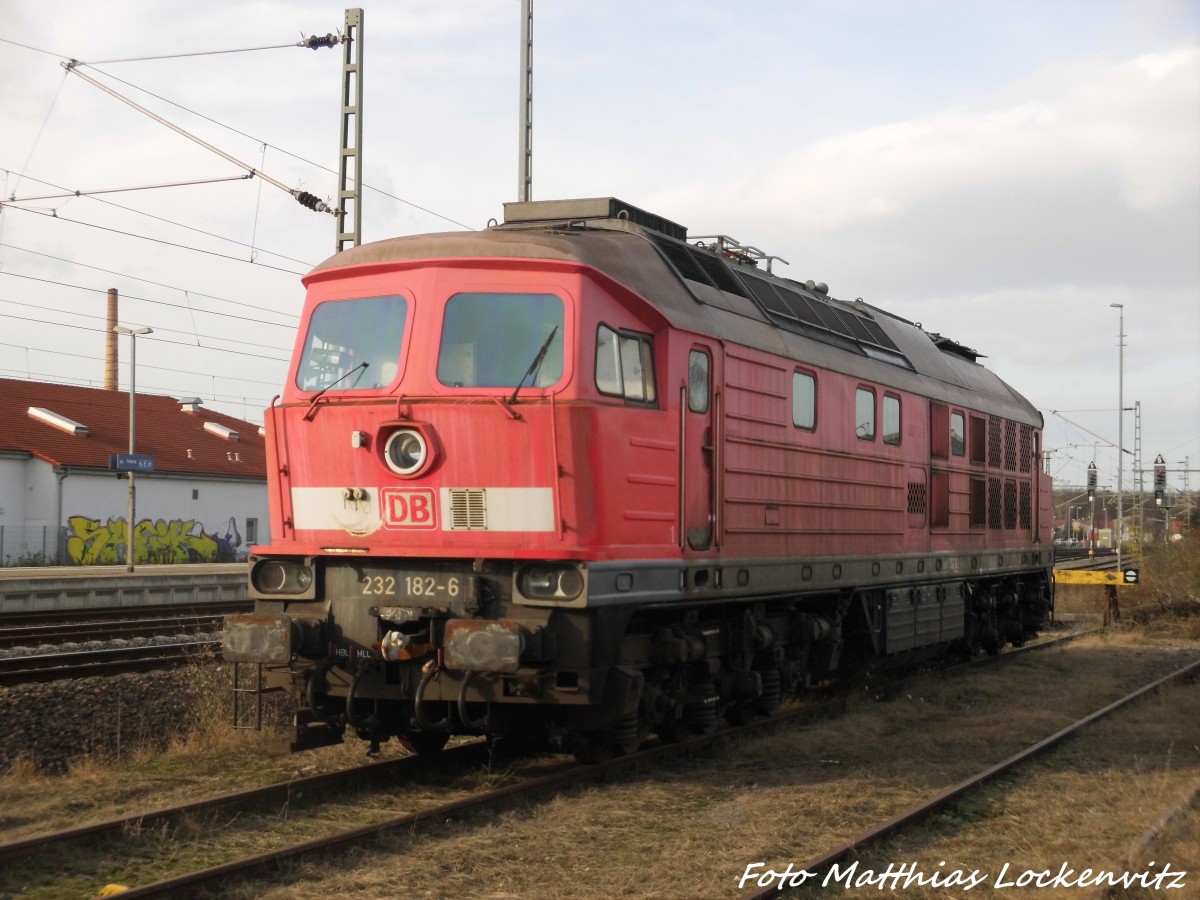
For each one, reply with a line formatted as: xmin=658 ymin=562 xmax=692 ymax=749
xmin=223 ymin=197 xmax=1054 ymax=760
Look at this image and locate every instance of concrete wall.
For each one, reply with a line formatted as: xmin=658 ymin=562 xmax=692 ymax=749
xmin=0 ymin=454 xmax=28 ymax=525
xmin=3 ymin=457 xmax=268 ymax=565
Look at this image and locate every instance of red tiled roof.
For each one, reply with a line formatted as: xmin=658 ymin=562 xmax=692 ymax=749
xmin=0 ymin=378 xmax=266 ymax=478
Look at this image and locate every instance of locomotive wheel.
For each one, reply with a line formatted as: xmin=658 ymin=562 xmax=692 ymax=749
xmin=728 ymin=707 xmax=760 ymax=726
xmin=654 ymin=715 xmax=689 ymax=744
xmin=573 ymin=714 xmax=642 ymax=764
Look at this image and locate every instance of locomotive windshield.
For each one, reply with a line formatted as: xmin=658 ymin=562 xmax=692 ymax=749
xmin=437 ymin=292 xmax=564 ymax=388
xmin=296 ymin=295 xmax=408 ymax=392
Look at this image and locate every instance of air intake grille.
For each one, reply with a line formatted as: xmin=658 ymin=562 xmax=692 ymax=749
xmin=449 ymin=489 xmax=487 ymax=530
xmin=650 ymin=232 xmax=909 ymax=367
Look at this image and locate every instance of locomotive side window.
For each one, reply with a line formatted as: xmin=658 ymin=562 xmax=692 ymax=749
xmin=883 ymin=394 xmax=901 ymax=445
xmin=297 ymin=295 xmax=408 ymax=392
xmin=437 ymin=292 xmax=564 ymax=388
xmin=792 ymin=371 xmax=816 ymax=430
xmin=596 ymin=325 xmax=658 ymax=405
xmin=688 ymin=350 xmax=710 ymax=413
xmin=951 ymin=411 xmax=966 ymax=456
xmin=856 ymin=387 xmax=876 ymax=440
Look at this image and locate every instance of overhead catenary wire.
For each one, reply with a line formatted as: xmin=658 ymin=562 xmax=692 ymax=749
xmin=1 ymin=167 xmax=319 ymax=270
xmin=1 ymin=204 xmax=308 ymax=276
xmin=0 ymin=312 xmax=290 ymax=362
xmin=0 ymin=305 xmax=287 ymax=355
xmin=61 ymin=61 xmax=338 ymax=217
xmin=2 ymin=174 xmax=253 ymax=205
xmin=0 ymin=282 xmax=296 ymax=334
xmin=0 ymin=242 xmax=300 ymax=321
xmin=70 ymin=64 xmax=476 ymax=231
xmin=0 ymin=33 xmax=348 ymax=420
xmin=1 ymin=36 xmax=474 ymax=232
xmin=0 ymin=341 xmax=285 ymax=386
xmin=0 ymin=308 xmax=291 ymax=356
xmin=73 ymin=33 xmax=343 ymax=66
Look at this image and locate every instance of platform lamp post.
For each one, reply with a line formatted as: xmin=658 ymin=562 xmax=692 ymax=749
xmin=1110 ymin=303 xmax=1124 ymax=572
xmin=114 ymin=325 xmax=152 ymax=572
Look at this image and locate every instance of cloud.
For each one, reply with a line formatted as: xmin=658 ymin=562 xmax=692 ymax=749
xmin=653 ymin=45 xmax=1200 ymax=300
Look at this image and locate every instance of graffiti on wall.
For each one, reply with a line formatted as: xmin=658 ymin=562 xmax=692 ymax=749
xmin=66 ymin=516 xmax=243 ymax=565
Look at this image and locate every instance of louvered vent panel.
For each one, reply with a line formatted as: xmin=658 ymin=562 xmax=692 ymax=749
xmin=1004 ymin=480 xmax=1018 ymax=530
xmin=449 ymin=489 xmax=487 ymax=530
xmin=650 ymin=235 xmax=713 ymax=285
xmin=692 ymin=250 xmax=749 ymax=296
xmin=741 ymin=274 xmax=798 ymax=321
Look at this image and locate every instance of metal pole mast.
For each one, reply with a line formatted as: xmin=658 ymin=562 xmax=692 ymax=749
xmin=1111 ymin=303 xmax=1125 ymax=570
xmin=114 ymin=326 xmax=152 ymax=571
xmin=518 ymin=0 xmax=533 ymax=202
xmin=1134 ymin=400 xmax=1143 ymax=546
xmin=336 ymin=8 xmax=364 ymax=252
xmin=128 ymin=332 xmax=136 ymax=572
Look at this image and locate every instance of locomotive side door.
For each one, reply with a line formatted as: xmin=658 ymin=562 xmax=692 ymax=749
xmin=682 ymin=343 xmax=719 ymax=552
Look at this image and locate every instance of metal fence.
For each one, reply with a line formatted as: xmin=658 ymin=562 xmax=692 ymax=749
xmin=0 ymin=526 xmax=67 ymax=567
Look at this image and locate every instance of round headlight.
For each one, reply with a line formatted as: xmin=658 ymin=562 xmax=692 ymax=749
xmin=252 ymin=559 xmax=314 ymax=595
xmin=384 ymin=428 xmax=428 ymax=476
xmin=519 ymin=566 xmax=584 ymax=601
xmin=257 ymin=560 xmax=287 ymax=592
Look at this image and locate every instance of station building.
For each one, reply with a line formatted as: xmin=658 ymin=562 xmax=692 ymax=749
xmin=0 ymin=378 xmax=268 ymax=566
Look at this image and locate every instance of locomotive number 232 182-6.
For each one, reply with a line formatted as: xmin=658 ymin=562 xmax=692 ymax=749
xmin=361 ymin=574 xmax=467 ymax=598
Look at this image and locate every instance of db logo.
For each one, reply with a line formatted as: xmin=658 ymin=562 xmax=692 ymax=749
xmin=381 ymin=488 xmax=437 ymax=529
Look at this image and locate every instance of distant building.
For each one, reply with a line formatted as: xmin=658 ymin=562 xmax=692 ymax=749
xmin=0 ymin=378 xmax=267 ymax=566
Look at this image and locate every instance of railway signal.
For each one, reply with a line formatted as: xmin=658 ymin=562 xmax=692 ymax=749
xmin=1087 ymin=461 xmax=1097 ymax=502
xmin=1154 ymin=454 xmax=1167 ymax=506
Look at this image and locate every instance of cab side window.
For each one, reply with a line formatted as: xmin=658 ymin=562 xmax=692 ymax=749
xmin=856 ymin=387 xmax=876 ymax=440
xmin=883 ymin=394 xmax=901 ymax=445
xmin=792 ymin=371 xmax=816 ymax=430
xmin=688 ymin=350 xmax=710 ymax=413
xmin=596 ymin=325 xmax=658 ymax=406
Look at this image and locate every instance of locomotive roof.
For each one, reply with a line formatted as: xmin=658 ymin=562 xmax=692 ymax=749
xmin=310 ymin=201 xmax=1041 ymax=427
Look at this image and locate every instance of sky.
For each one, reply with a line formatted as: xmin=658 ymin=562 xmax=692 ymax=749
xmin=1 ymin=0 xmax=1197 ymax=501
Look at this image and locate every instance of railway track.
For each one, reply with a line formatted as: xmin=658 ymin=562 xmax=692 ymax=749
xmin=0 ymin=638 xmax=219 ymax=686
xmin=0 ymin=601 xmax=246 ymax=648
xmin=0 ymin=600 xmax=248 ymax=684
xmin=740 ymin=658 xmax=1200 ymax=899
xmin=0 ymin=630 xmax=1095 ymax=897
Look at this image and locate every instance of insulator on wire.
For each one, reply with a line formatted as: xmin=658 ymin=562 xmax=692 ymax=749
xmin=295 ymin=191 xmax=330 ymax=213
xmin=304 ymin=33 xmax=339 ymax=50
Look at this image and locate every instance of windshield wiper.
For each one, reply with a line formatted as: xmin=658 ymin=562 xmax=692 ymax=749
xmin=304 ymin=361 xmax=368 ymax=421
xmin=509 ymin=326 xmax=558 ymax=404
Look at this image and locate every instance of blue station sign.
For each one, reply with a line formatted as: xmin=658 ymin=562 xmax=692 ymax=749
xmin=110 ymin=453 xmax=156 ymax=472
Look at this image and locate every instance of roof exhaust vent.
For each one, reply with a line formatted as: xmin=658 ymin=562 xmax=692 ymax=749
xmin=501 ymin=197 xmax=687 ymax=240
xmin=28 ymin=407 xmax=89 ymax=437
xmin=180 ymin=397 xmax=204 ymax=414
xmin=204 ymin=422 xmax=240 ymax=441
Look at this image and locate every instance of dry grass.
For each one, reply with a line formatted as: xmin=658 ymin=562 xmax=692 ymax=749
xmin=793 ymin=683 xmax=1200 ymax=899
xmin=224 ymin=631 xmax=1199 ymax=900
xmin=1056 ymin=533 xmax=1200 ymax=641
xmin=1 ymin=543 xmax=1195 ymax=897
